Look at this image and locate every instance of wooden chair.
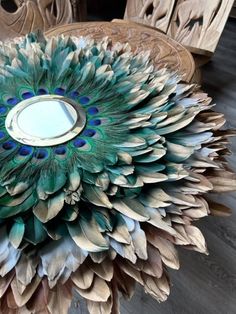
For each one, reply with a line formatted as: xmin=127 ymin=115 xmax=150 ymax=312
xmin=125 ymin=0 xmax=234 ymax=58
xmin=0 ymin=0 xmax=87 ymax=41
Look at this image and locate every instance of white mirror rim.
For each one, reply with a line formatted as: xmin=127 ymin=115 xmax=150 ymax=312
xmin=5 ymin=95 xmax=86 ymax=147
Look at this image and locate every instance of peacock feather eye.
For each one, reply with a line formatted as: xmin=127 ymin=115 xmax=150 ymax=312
xmin=37 ymin=88 xmax=48 ymax=95
xmin=18 ymin=146 xmax=33 ymax=156
xmin=73 ymin=138 xmax=86 ymax=147
xmin=7 ymin=97 xmax=19 ymax=106
xmin=22 ymin=91 xmax=34 ymax=99
xmin=2 ymin=140 xmax=16 ymax=150
xmin=79 ymin=96 xmax=90 ymax=105
xmin=34 ymin=149 xmax=48 ymax=159
xmin=82 ymin=129 xmax=96 ymax=137
xmin=87 ymin=107 xmax=99 ymax=115
xmin=0 ymin=106 xmax=7 ymax=115
xmin=54 ymin=87 xmax=65 ymax=96
xmin=69 ymin=91 xmax=80 ymax=99
xmin=89 ymin=119 xmax=101 ymax=126
xmin=54 ymin=146 xmax=67 ymax=155
xmin=0 ymin=131 xmax=5 ymax=139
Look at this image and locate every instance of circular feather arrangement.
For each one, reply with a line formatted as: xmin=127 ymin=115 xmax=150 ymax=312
xmin=0 ymin=33 xmax=235 ymax=313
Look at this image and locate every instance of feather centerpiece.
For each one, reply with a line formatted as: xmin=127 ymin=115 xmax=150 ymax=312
xmin=0 ymin=32 xmax=235 ymax=313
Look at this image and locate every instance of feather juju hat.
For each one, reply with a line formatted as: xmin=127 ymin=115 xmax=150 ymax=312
xmin=0 ymin=32 xmax=235 ymax=314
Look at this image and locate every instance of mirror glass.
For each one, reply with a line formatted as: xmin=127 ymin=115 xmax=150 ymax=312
xmin=17 ymin=99 xmax=77 ymax=138
xmin=5 ymin=95 xmax=86 ymax=146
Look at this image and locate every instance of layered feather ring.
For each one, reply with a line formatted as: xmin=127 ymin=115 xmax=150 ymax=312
xmin=0 ymin=32 xmax=235 ymax=313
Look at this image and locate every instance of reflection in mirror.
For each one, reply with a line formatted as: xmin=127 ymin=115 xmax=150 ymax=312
xmin=5 ymin=95 xmax=86 ymax=147
xmin=17 ymin=100 xmax=77 ymax=138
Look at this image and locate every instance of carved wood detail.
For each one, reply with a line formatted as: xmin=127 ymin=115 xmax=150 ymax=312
xmin=124 ymin=0 xmax=234 ymax=55
xmin=124 ymin=0 xmax=176 ymax=33
xmin=46 ymin=21 xmax=195 ymax=83
xmin=168 ymin=0 xmax=234 ymax=54
xmin=0 ymin=0 xmax=86 ymax=41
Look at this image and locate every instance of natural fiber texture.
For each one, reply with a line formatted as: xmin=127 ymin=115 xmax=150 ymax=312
xmin=0 ymin=33 xmax=235 ymax=313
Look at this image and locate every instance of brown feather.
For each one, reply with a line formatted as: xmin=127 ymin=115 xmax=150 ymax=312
xmin=74 ymin=275 xmax=110 ymax=302
xmin=146 ymin=228 xmax=180 ymax=270
xmin=71 ymin=263 xmax=94 ymax=290
xmin=10 ymin=275 xmax=41 ymax=307
xmin=89 ymin=258 xmax=113 ymax=281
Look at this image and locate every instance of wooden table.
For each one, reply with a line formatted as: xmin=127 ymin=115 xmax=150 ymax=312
xmin=46 ymin=21 xmax=195 ymax=83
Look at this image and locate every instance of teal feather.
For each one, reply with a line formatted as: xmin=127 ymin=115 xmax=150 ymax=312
xmin=24 ymin=216 xmax=47 ymax=245
xmin=33 ymin=192 xmax=65 ymax=223
xmin=0 ymin=188 xmax=32 ymax=206
xmin=0 ymin=186 xmax=7 ymax=197
xmin=61 ymin=205 xmax=79 ymax=222
xmin=67 ymin=218 xmax=109 ymax=253
xmin=0 ymin=192 xmax=36 ymax=218
xmin=36 ymin=166 xmax=67 ymax=198
xmin=9 ymin=218 xmax=25 ymax=249
xmin=92 ymin=208 xmax=114 ymax=232
xmin=45 ymin=222 xmax=68 ymax=241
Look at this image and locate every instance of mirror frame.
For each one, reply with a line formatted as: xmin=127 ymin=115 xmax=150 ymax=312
xmin=5 ymin=95 xmax=86 ymax=147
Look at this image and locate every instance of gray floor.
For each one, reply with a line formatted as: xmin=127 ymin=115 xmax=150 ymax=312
xmin=70 ymin=19 xmax=236 ymax=314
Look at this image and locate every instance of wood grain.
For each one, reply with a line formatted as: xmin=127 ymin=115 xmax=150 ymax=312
xmin=46 ymin=21 xmax=195 ymax=83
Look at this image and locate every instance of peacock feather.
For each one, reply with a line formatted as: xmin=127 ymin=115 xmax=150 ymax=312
xmin=0 ymin=32 xmax=235 ymax=313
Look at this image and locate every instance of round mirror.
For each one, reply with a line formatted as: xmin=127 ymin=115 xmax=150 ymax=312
xmin=5 ymin=95 xmax=86 ymax=146
xmin=17 ymin=100 xmax=77 ymax=138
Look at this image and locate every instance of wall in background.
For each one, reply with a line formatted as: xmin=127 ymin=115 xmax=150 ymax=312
xmin=87 ymin=0 xmax=126 ymax=20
